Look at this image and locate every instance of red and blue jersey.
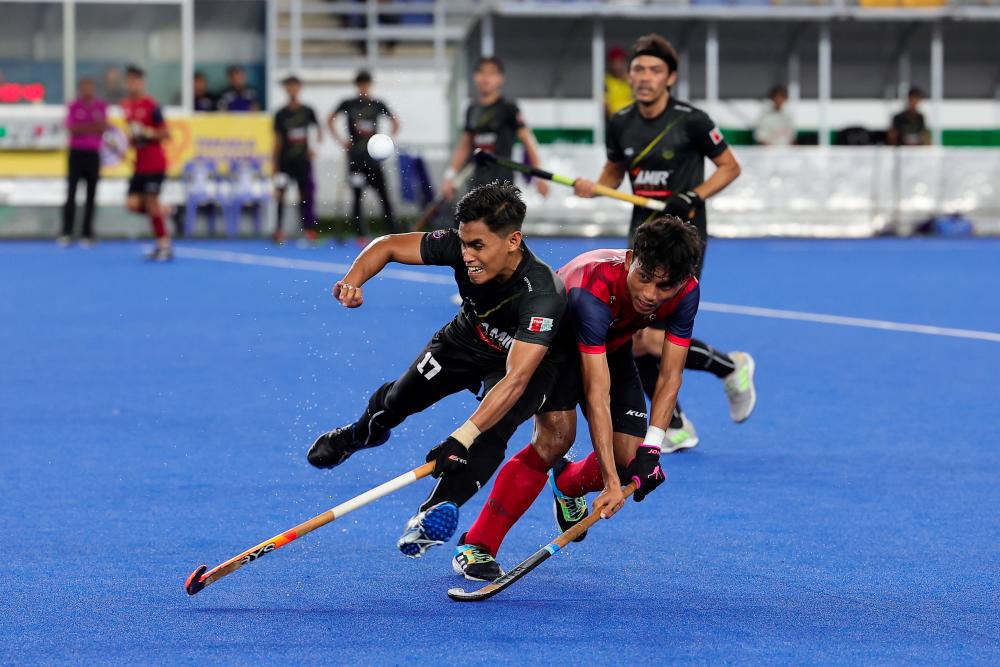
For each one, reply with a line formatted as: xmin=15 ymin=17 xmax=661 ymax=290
xmin=121 ymin=95 xmax=167 ymax=174
xmin=558 ymin=249 xmax=699 ymax=355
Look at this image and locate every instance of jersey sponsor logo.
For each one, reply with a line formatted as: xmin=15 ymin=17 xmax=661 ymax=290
xmin=631 ymin=169 xmax=672 ymax=187
xmin=710 ymin=126 xmax=724 ymax=145
xmin=528 ymin=316 xmax=553 ymax=333
xmin=473 ymin=132 xmax=498 ymax=146
xmin=477 ymin=321 xmax=515 ymax=351
xmin=430 ymin=229 xmax=448 ymax=239
xmin=624 ymin=147 xmax=635 ymax=157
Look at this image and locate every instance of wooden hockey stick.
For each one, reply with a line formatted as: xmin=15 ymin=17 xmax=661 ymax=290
xmin=473 ymin=150 xmax=666 ymax=212
xmin=185 ymin=461 xmax=436 ymax=595
xmin=447 ymin=481 xmax=637 ymax=602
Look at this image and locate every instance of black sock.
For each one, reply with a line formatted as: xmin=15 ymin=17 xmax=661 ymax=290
xmin=686 ymin=338 xmax=736 ymax=378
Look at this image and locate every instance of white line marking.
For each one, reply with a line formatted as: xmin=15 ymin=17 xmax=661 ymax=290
xmin=174 ymin=246 xmax=453 ymax=285
xmin=174 ymin=246 xmax=1000 ymax=343
xmin=700 ymin=302 xmax=1000 ymax=343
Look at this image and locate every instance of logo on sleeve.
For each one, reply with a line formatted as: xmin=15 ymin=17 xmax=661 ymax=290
xmin=528 ymin=316 xmax=553 ymax=333
xmin=709 ymin=126 xmax=724 ymax=145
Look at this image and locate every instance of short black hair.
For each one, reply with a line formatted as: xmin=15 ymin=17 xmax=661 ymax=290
xmin=630 ymin=34 xmax=679 ymax=74
xmin=475 ymin=56 xmax=505 ymax=74
xmin=768 ymin=84 xmax=788 ymax=99
xmin=454 ymin=181 xmax=526 ymax=235
xmin=631 ymin=216 xmax=704 ymax=287
xmin=355 ymin=70 xmax=372 ymax=85
xmin=193 ymin=71 xmax=206 ymax=80
xmin=227 ymin=65 xmax=244 ymax=77
xmin=281 ymin=74 xmax=302 ymax=86
xmin=125 ymin=64 xmax=145 ymax=78
xmin=908 ymin=86 xmax=925 ymax=98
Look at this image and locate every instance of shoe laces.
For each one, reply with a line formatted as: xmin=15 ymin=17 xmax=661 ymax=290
xmin=458 ymin=543 xmax=493 ymax=565
xmin=557 ymin=494 xmax=587 ymax=522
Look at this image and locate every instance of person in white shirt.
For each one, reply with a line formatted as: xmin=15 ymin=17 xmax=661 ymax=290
xmin=754 ymin=85 xmax=796 ymax=146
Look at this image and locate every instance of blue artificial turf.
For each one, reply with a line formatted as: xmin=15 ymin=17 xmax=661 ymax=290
xmin=2 ymin=237 xmax=998 ymax=665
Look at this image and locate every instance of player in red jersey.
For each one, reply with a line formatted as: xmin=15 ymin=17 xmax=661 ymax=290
xmin=452 ymin=216 xmax=703 ymax=581
xmin=121 ymin=65 xmax=172 ymax=261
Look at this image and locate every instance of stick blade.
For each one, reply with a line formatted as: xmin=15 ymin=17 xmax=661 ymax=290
xmin=447 ymin=585 xmax=495 ymax=602
xmin=185 ymin=564 xmax=208 ymax=596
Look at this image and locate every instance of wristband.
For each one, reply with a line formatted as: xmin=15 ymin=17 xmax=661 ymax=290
xmin=642 ymin=425 xmax=666 ymax=450
xmin=444 ymin=167 xmax=457 ymax=181
xmin=450 ymin=420 xmax=481 ymax=448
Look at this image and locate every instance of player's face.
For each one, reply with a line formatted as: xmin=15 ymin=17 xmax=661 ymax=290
xmin=284 ymin=81 xmax=301 ymax=99
xmin=474 ymin=64 xmax=504 ymax=97
xmin=629 ymin=56 xmax=677 ymax=104
xmin=357 ymin=82 xmax=371 ymax=97
xmin=125 ymin=74 xmax=144 ymax=98
xmin=626 ymin=261 xmax=684 ymax=315
xmin=458 ymin=220 xmax=521 ymax=284
xmin=79 ymin=79 xmax=95 ymax=99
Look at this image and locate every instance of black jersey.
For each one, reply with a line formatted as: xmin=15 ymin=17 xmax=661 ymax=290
xmin=420 ymin=229 xmax=568 ymax=365
xmin=464 ymin=97 xmax=524 ymax=187
xmin=335 ymin=97 xmax=393 ymax=167
xmin=607 ymin=97 xmax=728 ymax=239
xmin=274 ymin=104 xmax=319 ymax=164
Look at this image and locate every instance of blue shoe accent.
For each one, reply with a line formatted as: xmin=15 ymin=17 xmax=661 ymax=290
xmin=397 ymin=501 xmax=459 ymax=558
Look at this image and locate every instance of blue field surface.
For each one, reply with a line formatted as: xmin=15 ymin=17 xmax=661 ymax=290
xmin=2 ymin=237 xmax=999 ymax=665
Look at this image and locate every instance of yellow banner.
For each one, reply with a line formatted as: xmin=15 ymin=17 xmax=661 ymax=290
xmin=0 ymin=113 xmax=273 ymax=178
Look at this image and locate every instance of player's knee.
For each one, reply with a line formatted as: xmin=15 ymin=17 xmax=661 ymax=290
xmin=530 ymin=411 xmax=576 ymax=465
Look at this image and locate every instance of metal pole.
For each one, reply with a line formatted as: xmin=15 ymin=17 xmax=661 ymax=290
xmin=818 ymin=22 xmax=831 ymax=147
xmin=897 ymin=50 xmax=910 ymax=101
xmin=678 ymin=43 xmax=690 ymax=101
xmin=930 ymin=22 xmax=943 ymax=146
xmin=706 ymin=21 xmax=719 ymax=114
xmin=366 ymin=0 xmax=377 ymax=69
xmin=481 ymin=13 xmax=494 ymax=57
xmin=181 ymin=0 xmax=194 ymax=111
xmin=266 ymin=0 xmax=277 ymax=110
xmin=433 ymin=0 xmax=445 ymax=73
xmin=290 ymin=0 xmax=302 ymax=73
xmin=63 ymin=0 xmax=75 ymax=104
xmin=592 ymin=18 xmax=605 ymax=149
xmin=787 ymin=49 xmax=800 ymax=104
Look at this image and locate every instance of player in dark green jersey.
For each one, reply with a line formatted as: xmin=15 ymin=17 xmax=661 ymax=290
xmin=574 ymin=34 xmax=757 ymax=450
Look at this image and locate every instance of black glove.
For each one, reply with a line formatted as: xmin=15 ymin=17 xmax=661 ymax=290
xmin=663 ymin=190 xmax=703 ymax=220
xmin=426 ymin=437 xmax=469 ymax=478
xmin=626 ymin=445 xmax=666 ymax=502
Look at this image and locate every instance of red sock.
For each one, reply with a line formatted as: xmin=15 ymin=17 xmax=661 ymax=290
xmin=151 ymin=214 xmax=166 ymax=239
xmin=554 ymin=452 xmax=604 ymax=497
xmin=465 ymin=444 xmax=551 ymax=557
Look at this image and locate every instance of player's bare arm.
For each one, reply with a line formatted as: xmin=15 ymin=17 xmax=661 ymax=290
xmin=327 ymin=110 xmax=350 ymax=149
xmin=693 ymin=148 xmax=741 ymax=202
xmin=579 ymin=351 xmax=626 ymax=518
xmin=466 ymin=339 xmax=548 ymax=436
xmin=516 ymin=126 xmax=550 ymax=197
xmin=573 ymin=160 xmax=627 ymax=198
xmin=648 ymin=339 xmax=688 ymax=431
xmin=442 ymin=132 xmax=473 ymax=199
xmin=334 ymin=232 xmax=425 ymax=307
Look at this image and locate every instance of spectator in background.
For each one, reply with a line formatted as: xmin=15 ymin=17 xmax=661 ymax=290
xmin=100 ymin=66 xmax=125 ymax=104
xmin=329 ymin=70 xmax=399 ymax=241
xmin=605 ymin=46 xmax=633 ymax=119
xmin=59 ymin=77 xmax=108 ymax=247
xmin=888 ymin=87 xmax=930 ymax=146
xmin=218 ymin=65 xmax=260 ymax=112
xmin=193 ymin=71 xmax=217 ymax=112
xmin=754 ymin=85 xmax=796 ymax=146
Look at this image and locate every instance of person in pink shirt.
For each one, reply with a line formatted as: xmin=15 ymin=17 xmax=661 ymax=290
xmin=60 ymin=78 xmax=108 ymax=246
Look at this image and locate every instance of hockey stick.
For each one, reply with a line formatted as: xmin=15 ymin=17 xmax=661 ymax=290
xmin=413 ymin=161 xmax=475 ymax=231
xmin=447 ymin=481 xmax=637 ymax=602
xmin=185 ymin=461 xmax=436 ymax=595
xmin=472 ymin=150 xmax=666 ymax=212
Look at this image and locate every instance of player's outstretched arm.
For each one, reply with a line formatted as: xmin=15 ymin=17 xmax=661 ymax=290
xmin=649 ymin=339 xmax=687 ymax=432
xmin=333 ymin=233 xmax=426 ymax=308
xmin=695 ymin=148 xmax=741 ymax=201
xmin=573 ymin=161 xmax=626 ymax=199
xmin=426 ymin=339 xmax=548 ymax=478
xmin=516 ymin=126 xmax=549 ymax=197
xmin=579 ymin=351 xmax=625 ymax=518
xmin=442 ymin=133 xmax=473 ymax=200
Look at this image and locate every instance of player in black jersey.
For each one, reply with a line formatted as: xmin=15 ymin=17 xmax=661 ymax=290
xmin=273 ymin=76 xmax=322 ymax=245
xmin=329 ymin=70 xmax=400 ymax=240
xmin=574 ymin=34 xmax=757 ymax=450
xmin=307 ymin=181 xmax=573 ymax=559
xmin=441 ymin=57 xmax=548 ymax=201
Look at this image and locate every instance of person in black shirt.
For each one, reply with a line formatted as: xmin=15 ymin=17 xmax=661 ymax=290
xmin=193 ymin=72 xmax=216 ymax=113
xmin=306 ymin=182 xmax=573 ymax=559
xmin=329 ymin=70 xmax=399 ymax=240
xmin=888 ymin=87 xmax=930 ymax=147
xmin=441 ymin=57 xmax=548 ymax=201
xmin=273 ymin=75 xmax=322 ymax=244
xmin=574 ymin=33 xmax=756 ymax=451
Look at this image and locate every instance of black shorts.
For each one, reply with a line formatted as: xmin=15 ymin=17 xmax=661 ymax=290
xmin=348 ymin=160 xmax=385 ymax=189
xmin=541 ymin=340 xmax=647 ymax=438
xmin=128 ymin=173 xmax=165 ymax=196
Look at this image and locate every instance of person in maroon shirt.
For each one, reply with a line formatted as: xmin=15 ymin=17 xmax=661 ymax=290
xmin=121 ymin=65 xmax=172 ymax=261
xmin=453 ymin=216 xmax=703 ymax=581
xmin=60 ymin=77 xmax=108 ymax=247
